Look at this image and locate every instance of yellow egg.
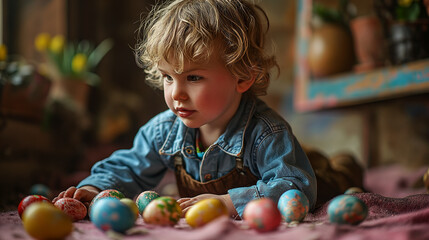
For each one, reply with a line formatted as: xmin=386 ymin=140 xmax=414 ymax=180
xmin=185 ymin=198 xmax=228 ymax=228
xmin=22 ymin=202 xmax=73 ymax=239
xmin=120 ymin=198 xmax=139 ymax=220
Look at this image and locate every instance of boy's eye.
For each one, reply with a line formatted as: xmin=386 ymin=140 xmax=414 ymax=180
xmin=187 ymin=75 xmax=202 ymax=81
xmin=163 ymin=74 xmax=173 ymax=82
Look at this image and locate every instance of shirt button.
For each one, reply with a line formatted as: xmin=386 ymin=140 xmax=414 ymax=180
xmin=204 ymin=174 xmax=212 ymax=181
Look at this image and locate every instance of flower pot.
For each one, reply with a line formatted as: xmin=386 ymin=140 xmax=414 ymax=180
xmin=387 ymin=20 xmax=429 ymax=65
xmin=350 ymin=15 xmax=386 ymax=72
xmin=48 ymin=78 xmax=90 ymax=112
xmin=308 ymin=24 xmax=356 ymax=78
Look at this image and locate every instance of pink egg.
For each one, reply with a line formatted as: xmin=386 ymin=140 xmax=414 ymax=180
xmin=243 ymin=198 xmax=282 ymax=232
xmin=54 ymin=197 xmax=87 ymax=221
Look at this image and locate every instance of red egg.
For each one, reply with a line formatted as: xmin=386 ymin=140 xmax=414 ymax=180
xmin=18 ymin=195 xmax=51 ymax=219
xmin=54 ymin=197 xmax=88 ymax=221
xmin=243 ymin=198 xmax=282 ymax=232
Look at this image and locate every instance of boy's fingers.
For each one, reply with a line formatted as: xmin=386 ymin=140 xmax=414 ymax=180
xmin=64 ymin=187 xmax=77 ymax=198
xmin=176 ymin=198 xmax=191 ymax=204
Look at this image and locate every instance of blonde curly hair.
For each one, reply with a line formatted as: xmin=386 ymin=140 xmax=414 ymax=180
xmin=135 ymin=0 xmax=278 ymax=96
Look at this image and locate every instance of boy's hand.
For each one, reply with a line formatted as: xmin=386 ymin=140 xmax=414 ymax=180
xmin=177 ymin=193 xmax=237 ymax=217
xmin=52 ymin=186 xmax=100 ymax=208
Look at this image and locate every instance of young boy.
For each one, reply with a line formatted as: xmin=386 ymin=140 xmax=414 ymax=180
xmin=53 ymin=0 xmax=317 ymax=218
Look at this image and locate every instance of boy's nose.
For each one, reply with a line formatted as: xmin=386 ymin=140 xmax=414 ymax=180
xmin=171 ymin=83 xmax=188 ymax=101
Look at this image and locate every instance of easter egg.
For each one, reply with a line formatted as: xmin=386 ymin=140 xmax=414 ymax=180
xmin=89 ymin=189 xmax=125 ymax=214
xmin=22 ymin=202 xmax=73 ymax=239
xmin=18 ymin=195 xmax=51 ymax=219
xmin=185 ymin=198 xmax=228 ymax=228
xmin=243 ymin=198 xmax=282 ymax=232
xmin=345 ymin=187 xmax=364 ymax=194
xmin=29 ymin=184 xmax=51 ymax=197
xmin=143 ymin=196 xmax=182 ymax=226
xmin=120 ymin=198 xmax=139 ymax=220
xmin=136 ymin=191 xmax=160 ymax=215
xmin=54 ymin=197 xmax=87 ymax=221
xmin=90 ymin=198 xmax=135 ymax=233
xmin=328 ymin=195 xmax=368 ymax=225
xmin=277 ymin=189 xmax=309 ymax=223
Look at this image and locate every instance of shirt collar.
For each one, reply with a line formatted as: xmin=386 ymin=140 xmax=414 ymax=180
xmin=159 ymin=93 xmax=256 ymax=157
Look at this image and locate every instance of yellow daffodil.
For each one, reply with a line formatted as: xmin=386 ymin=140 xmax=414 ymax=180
xmin=0 ymin=44 xmax=7 ymax=61
xmin=35 ymin=33 xmax=51 ymax=52
xmin=49 ymin=35 xmax=65 ymax=54
xmin=71 ymin=53 xmax=87 ymax=74
xmin=398 ymin=0 xmax=413 ymax=7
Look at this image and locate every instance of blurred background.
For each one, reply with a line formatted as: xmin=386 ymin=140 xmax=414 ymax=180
xmin=1 ymin=0 xmax=429 ymax=210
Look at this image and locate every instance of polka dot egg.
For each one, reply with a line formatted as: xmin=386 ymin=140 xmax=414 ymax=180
xmin=277 ymin=189 xmax=309 ymax=223
xmin=136 ymin=191 xmax=160 ymax=215
xmin=327 ymin=195 xmax=368 ymax=225
xmin=90 ymin=198 xmax=135 ymax=233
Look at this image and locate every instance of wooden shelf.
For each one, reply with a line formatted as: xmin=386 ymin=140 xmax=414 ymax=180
xmin=294 ymin=0 xmax=429 ymax=112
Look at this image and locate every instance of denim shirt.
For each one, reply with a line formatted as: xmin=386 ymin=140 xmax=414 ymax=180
xmin=78 ymin=94 xmax=317 ymax=216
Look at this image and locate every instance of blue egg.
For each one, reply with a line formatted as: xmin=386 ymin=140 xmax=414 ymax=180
xmin=327 ymin=195 xmax=368 ymax=225
xmin=90 ymin=198 xmax=135 ymax=233
xmin=29 ymin=184 xmax=51 ymax=198
xmin=277 ymin=189 xmax=309 ymax=223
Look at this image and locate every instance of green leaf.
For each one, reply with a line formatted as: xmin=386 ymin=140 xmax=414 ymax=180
xmin=83 ymin=71 xmax=101 ymax=86
xmin=396 ymin=2 xmax=421 ymax=21
xmin=62 ymin=43 xmax=76 ymax=76
xmin=312 ymin=3 xmax=344 ymax=24
xmin=87 ymin=38 xmax=114 ymax=70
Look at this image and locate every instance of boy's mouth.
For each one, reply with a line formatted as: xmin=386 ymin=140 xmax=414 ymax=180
xmin=176 ymin=108 xmax=195 ymax=118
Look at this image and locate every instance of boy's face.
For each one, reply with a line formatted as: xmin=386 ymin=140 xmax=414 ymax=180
xmin=158 ymin=51 xmax=242 ymax=133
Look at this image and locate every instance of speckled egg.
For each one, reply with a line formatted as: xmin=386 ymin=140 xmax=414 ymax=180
xmin=136 ymin=191 xmax=160 ymax=215
xmin=90 ymin=198 xmax=135 ymax=233
xmin=89 ymin=189 xmax=125 ymax=214
xmin=243 ymin=198 xmax=282 ymax=232
xmin=185 ymin=198 xmax=228 ymax=228
xmin=54 ymin=197 xmax=87 ymax=221
xmin=18 ymin=195 xmax=51 ymax=219
xmin=277 ymin=189 xmax=309 ymax=223
xmin=344 ymin=187 xmax=364 ymax=194
xmin=120 ymin=198 xmax=139 ymax=220
xmin=327 ymin=195 xmax=368 ymax=225
xmin=142 ymin=196 xmax=182 ymax=226
xmin=22 ymin=202 xmax=73 ymax=240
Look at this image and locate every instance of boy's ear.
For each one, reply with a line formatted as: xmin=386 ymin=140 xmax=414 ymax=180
xmin=236 ymin=76 xmax=256 ymax=93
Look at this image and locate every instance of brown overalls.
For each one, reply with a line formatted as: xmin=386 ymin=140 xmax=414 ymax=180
xmin=174 ymin=148 xmax=364 ymax=209
xmin=174 ymin=155 xmax=259 ymax=198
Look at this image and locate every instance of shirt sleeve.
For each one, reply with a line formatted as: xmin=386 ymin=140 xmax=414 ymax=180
xmin=228 ymin=131 xmax=317 ymax=217
xmin=77 ymin=122 xmax=168 ymax=199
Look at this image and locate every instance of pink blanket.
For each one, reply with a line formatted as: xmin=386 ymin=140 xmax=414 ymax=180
xmin=1 ymin=165 xmax=428 ymax=240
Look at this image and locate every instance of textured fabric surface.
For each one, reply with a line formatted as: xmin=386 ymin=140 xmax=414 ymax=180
xmin=1 ymin=165 xmax=428 ymax=240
